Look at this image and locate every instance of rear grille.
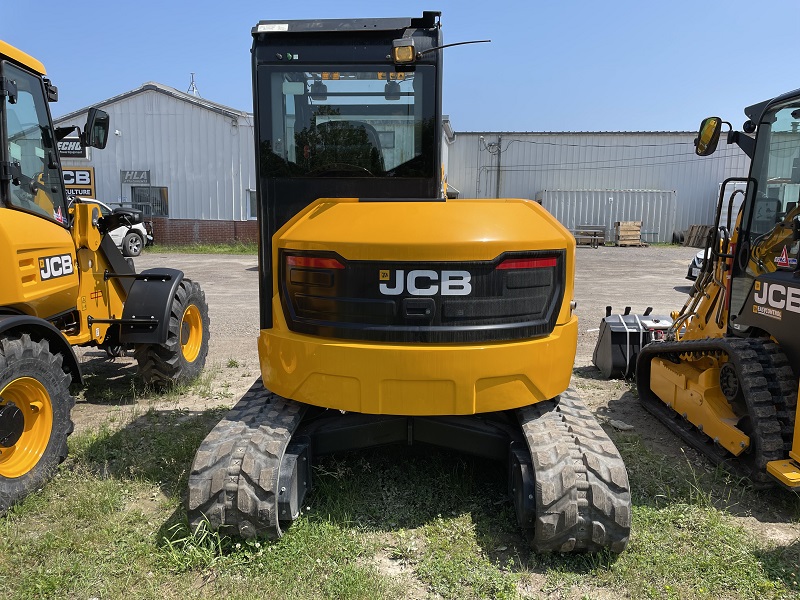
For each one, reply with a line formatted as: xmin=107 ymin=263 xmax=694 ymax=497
xmin=279 ymin=249 xmax=566 ymax=343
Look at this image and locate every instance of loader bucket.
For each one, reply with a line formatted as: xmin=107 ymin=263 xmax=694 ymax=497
xmin=592 ymin=306 xmax=672 ymax=379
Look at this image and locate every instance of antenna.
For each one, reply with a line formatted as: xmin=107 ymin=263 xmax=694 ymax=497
xmin=187 ymin=73 xmax=200 ymax=97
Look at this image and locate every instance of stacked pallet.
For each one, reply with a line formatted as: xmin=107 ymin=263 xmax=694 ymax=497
xmin=614 ymin=221 xmax=644 ymax=246
xmin=683 ymin=224 xmax=713 ymax=248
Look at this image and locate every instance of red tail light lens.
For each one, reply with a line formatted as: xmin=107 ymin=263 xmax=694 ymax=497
xmin=497 ymin=257 xmax=557 ymax=270
xmin=286 ymin=255 xmax=345 ymax=269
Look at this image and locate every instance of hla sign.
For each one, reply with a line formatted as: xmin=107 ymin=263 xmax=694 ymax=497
xmin=120 ymin=170 xmax=150 ymax=184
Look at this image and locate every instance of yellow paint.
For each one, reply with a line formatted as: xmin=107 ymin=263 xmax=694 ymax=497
xmin=260 ymin=197 xmax=578 ymax=415
xmin=0 ymin=40 xmax=46 ymax=74
xmin=71 ymin=202 xmax=102 ymax=251
xmin=259 ymin=317 xmax=577 ymax=415
xmin=766 ymin=459 xmax=800 ymax=489
xmin=0 ymin=204 xmax=127 ymax=347
xmin=0 ymin=377 xmax=53 ymax=478
xmin=649 ymin=357 xmax=748 ymax=455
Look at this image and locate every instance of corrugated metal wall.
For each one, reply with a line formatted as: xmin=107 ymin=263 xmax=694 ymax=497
xmin=55 ymin=87 xmax=256 ymax=221
xmin=535 ymin=189 xmax=676 ymax=243
xmin=446 ymin=132 xmax=751 ymax=237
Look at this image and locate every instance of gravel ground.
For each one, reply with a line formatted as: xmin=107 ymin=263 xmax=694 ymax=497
xmin=72 ymin=243 xmax=700 ymax=430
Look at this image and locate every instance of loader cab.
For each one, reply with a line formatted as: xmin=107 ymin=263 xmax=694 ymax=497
xmin=0 ymin=57 xmax=70 ymax=225
xmin=696 ymin=90 xmax=800 ymax=349
xmin=251 ymin=12 xmax=443 ymax=328
xmin=0 ymin=44 xmax=110 ymax=227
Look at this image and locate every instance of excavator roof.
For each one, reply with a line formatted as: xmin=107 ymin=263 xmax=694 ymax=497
xmin=252 ymin=11 xmax=440 ymax=36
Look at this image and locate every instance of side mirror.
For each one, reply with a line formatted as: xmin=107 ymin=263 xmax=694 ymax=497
xmin=83 ymin=107 xmax=110 ymax=149
xmin=695 ymin=116 xmax=722 ymax=156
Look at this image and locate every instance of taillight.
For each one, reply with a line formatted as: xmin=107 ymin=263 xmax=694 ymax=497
xmin=286 ymin=255 xmax=345 ymax=269
xmin=497 ymin=257 xmax=557 ymax=270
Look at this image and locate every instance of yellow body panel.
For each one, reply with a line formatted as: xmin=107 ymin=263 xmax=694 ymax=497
xmin=0 ymin=204 xmax=126 ymax=347
xmin=649 ymin=357 xmax=748 ymax=455
xmin=0 ymin=40 xmax=46 ymax=74
xmin=0 ymin=208 xmax=78 ymax=318
xmin=261 ymin=197 xmax=577 ymax=415
xmin=260 ymin=315 xmax=577 ymax=416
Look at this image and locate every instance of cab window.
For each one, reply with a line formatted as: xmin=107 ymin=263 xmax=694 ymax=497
xmin=3 ymin=62 xmax=68 ymax=224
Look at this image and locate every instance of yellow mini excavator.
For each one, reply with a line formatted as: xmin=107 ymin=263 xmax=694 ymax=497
xmin=0 ymin=40 xmax=210 ymax=513
xmin=188 ymin=12 xmax=631 ymax=553
xmin=636 ymin=89 xmax=800 ymax=489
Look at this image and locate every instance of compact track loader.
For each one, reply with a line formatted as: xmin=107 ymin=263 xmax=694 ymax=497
xmin=188 ymin=12 xmax=631 ymax=553
xmin=634 ymin=90 xmax=800 ymax=489
xmin=0 ymin=40 xmax=210 ymax=513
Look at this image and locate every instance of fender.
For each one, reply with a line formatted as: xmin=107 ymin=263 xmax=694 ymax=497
xmin=119 ymin=268 xmax=184 ymax=345
xmin=0 ymin=314 xmax=82 ymax=385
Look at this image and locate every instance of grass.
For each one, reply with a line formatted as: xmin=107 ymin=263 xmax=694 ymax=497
xmin=2 ymin=375 xmax=800 ymax=599
xmin=146 ymin=241 xmax=257 ymax=254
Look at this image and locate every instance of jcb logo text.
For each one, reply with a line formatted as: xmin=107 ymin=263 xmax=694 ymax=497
xmin=379 ymin=270 xmax=472 ymax=296
xmin=39 ymin=254 xmax=74 ymax=281
xmin=753 ymin=282 xmax=800 ymax=314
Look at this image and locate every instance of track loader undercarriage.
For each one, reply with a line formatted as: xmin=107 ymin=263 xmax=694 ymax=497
xmin=637 ymin=337 xmax=797 ymax=487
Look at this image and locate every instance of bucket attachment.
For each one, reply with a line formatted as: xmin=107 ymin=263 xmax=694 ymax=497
xmin=592 ymin=306 xmax=672 ymax=378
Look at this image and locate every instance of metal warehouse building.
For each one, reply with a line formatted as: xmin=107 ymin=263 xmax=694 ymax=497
xmin=445 ymin=132 xmax=751 ymax=243
xmin=56 ymin=83 xmax=751 ymax=245
xmin=55 ymin=83 xmax=259 ymax=244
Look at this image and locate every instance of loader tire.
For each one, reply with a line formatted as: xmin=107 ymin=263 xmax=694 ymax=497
xmin=0 ymin=334 xmax=74 ymax=515
xmin=134 ymin=279 xmax=209 ymax=388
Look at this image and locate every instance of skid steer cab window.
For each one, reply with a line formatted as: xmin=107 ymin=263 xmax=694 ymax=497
xmin=2 ymin=63 xmax=69 ymax=225
xmin=260 ymin=67 xmax=436 ymax=178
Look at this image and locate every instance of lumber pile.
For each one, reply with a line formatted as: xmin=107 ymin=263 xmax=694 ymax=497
xmin=614 ymin=221 xmax=644 ymax=247
xmin=683 ymin=224 xmax=713 ymax=248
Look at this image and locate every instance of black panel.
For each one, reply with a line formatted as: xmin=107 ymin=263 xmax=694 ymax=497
xmin=279 ymin=250 xmax=566 ymax=343
xmin=251 ymin=14 xmax=444 ymax=331
xmin=735 ymin=271 xmax=800 ymax=377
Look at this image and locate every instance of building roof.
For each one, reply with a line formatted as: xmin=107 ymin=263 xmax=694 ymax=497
xmin=55 ymin=81 xmax=252 ymax=124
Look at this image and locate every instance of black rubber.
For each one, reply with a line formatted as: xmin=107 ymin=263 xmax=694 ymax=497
xmin=0 ymin=334 xmax=74 ymax=515
xmin=187 ymin=379 xmax=306 ymax=539
xmin=134 ymin=279 xmax=209 ymax=387
xmin=637 ymin=337 xmax=789 ymax=487
xmin=122 ymin=231 xmax=144 ymax=257
xmin=518 ymin=389 xmax=631 ymax=553
xmin=188 ymin=381 xmax=632 ymax=553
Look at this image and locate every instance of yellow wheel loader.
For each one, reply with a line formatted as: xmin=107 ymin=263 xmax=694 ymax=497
xmin=187 ymin=12 xmax=631 ymax=553
xmin=635 ymin=90 xmax=800 ymax=489
xmin=0 ymin=40 xmax=210 ymax=513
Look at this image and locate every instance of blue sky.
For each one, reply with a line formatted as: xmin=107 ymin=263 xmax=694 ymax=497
xmin=3 ymin=1 xmax=797 ymax=132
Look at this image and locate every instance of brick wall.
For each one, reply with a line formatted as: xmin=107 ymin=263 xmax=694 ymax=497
xmin=150 ymin=218 xmax=259 ymax=245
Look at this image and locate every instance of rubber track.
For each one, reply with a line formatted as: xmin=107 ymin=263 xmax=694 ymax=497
xmin=756 ymin=342 xmax=798 ymax=452
xmin=187 ymin=379 xmax=306 ymax=539
xmin=636 ymin=337 xmax=788 ymax=487
xmin=517 ymin=388 xmax=631 ymax=553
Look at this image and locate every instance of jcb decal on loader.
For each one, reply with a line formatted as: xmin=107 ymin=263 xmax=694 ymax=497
xmin=39 ymin=254 xmax=74 ymax=280
xmin=753 ymin=281 xmax=800 ymax=315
